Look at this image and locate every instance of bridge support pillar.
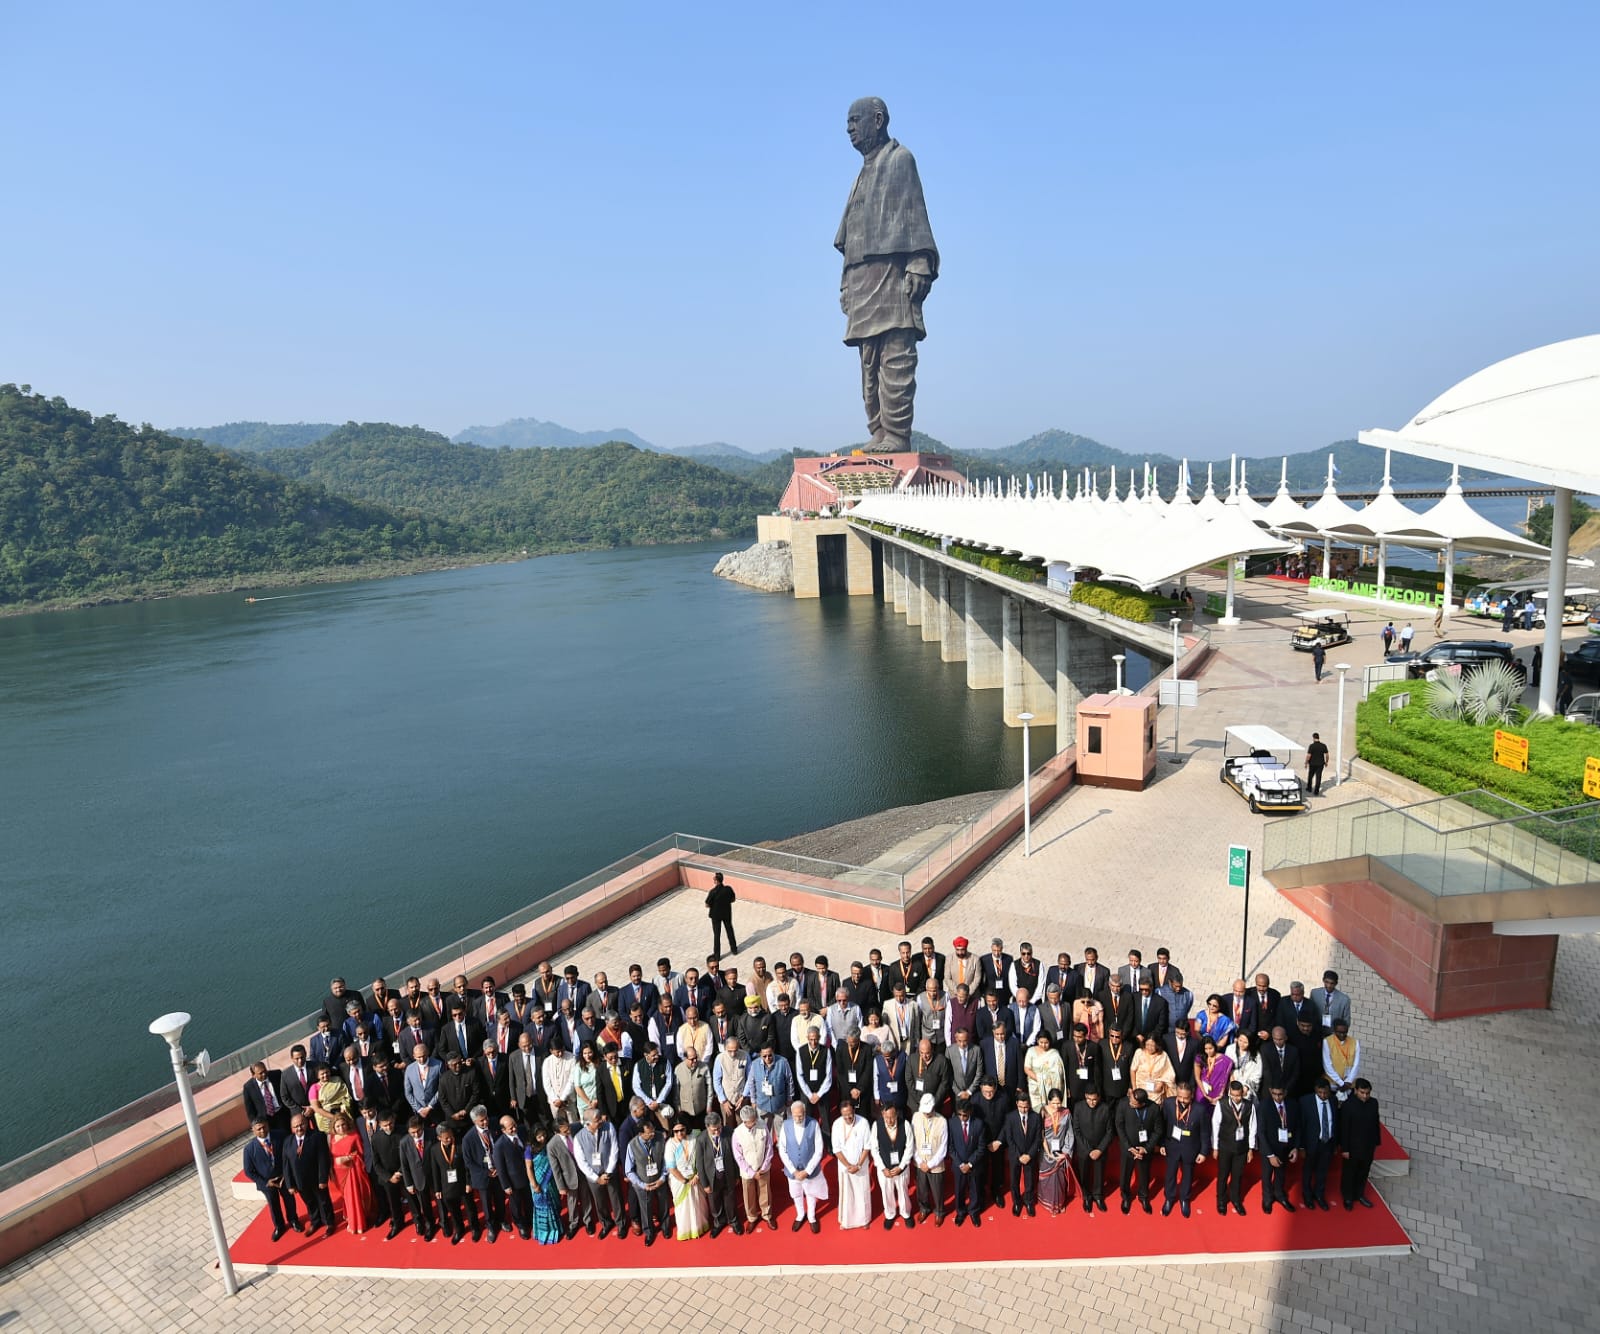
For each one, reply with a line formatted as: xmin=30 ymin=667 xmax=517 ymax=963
xmin=1003 ymin=598 xmax=1058 ymax=727
xmin=920 ymin=557 xmax=943 ymax=642
xmin=964 ymin=577 xmax=1003 ymax=690
xmin=904 ymin=555 xmax=924 ymax=627
xmin=939 ymin=567 xmax=966 ymax=662
xmin=1056 ymin=618 xmax=1118 ymax=724
xmin=891 ymin=548 xmax=908 ymax=612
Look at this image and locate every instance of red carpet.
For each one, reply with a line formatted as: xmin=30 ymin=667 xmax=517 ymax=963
xmin=231 ymin=1155 xmax=1411 ymax=1277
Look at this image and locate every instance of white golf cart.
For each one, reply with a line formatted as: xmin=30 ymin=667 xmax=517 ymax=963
xmin=1290 ymin=610 xmax=1354 ymax=652
xmin=1220 ymin=724 xmax=1308 ymax=814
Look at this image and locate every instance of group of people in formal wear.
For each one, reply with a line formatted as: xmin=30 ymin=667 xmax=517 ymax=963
xmin=241 ymin=931 xmax=1384 ymax=1248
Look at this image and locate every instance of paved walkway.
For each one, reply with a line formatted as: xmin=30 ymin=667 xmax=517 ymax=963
xmin=4 ymin=578 xmax=1597 ymax=1333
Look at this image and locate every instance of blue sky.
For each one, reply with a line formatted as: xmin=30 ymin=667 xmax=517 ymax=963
xmin=3 ymin=3 xmax=1596 ymax=456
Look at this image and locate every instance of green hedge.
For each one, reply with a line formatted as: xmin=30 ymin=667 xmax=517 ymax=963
xmin=1070 ymin=580 xmax=1184 ymax=624
xmin=948 ymin=544 xmax=1044 ymax=583
xmin=1357 ymin=681 xmax=1596 ymax=810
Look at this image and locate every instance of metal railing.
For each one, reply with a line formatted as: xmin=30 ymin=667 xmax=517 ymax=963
xmin=1263 ymin=788 xmax=1600 ymax=898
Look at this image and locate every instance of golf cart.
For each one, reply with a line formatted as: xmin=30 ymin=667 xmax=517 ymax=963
xmin=1290 ymin=610 xmax=1354 ymax=652
xmin=1220 ymin=725 xmax=1308 ymax=814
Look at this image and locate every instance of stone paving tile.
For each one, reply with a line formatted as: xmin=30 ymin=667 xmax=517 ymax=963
xmin=2 ymin=577 xmax=1595 ymax=1334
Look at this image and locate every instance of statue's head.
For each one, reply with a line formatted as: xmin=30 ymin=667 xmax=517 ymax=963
xmin=846 ymin=97 xmax=890 ymax=155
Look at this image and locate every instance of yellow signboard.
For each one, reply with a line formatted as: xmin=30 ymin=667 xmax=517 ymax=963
xmin=1493 ymin=730 xmax=1529 ymax=774
xmin=1585 ymin=756 xmax=1600 ymax=801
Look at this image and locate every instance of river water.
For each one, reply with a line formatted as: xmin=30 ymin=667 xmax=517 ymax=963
xmin=0 ymin=543 xmax=1049 ymax=1162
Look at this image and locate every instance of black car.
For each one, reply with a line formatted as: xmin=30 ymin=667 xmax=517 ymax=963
xmin=1386 ymin=639 xmax=1523 ymax=681
xmin=1566 ymin=638 xmax=1600 ymax=685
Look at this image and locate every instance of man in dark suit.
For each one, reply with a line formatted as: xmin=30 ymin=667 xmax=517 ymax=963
xmin=1211 ymin=1082 xmax=1256 ymax=1216
xmin=1100 ymin=1029 xmax=1136 ymax=1102
xmin=1117 ymin=950 xmax=1148 ymax=991
xmin=1299 ymin=1078 xmax=1340 ymax=1209
xmin=981 ymin=1019 xmax=1021 ymax=1097
xmin=948 ymin=1101 xmax=986 ymax=1226
xmin=1257 ymin=1082 xmax=1300 ymax=1213
xmin=1339 ymin=1078 xmax=1382 ymax=1209
xmin=493 ymin=1115 xmax=533 ymax=1240
xmin=282 ymin=1112 xmax=335 ymax=1235
xmin=706 ymin=871 xmax=738 ymax=958
xmin=363 ymin=1055 xmax=407 ymax=1122
xmin=438 ymin=1003 xmax=484 ymax=1064
xmin=321 ymin=977 xmax=365 ymax=1032
xmin=1260 ymin=1026 xmax=1300 ymax=1096
xmin=596 ymin=1048 xmax=634 ymax=1125
xmin=1159 ymin=1082 xmax=1209 ymax=1217
xmin=1103 ymin=975 xmax=1138 ymax=1042
xmin=1249 ymin=973 xmax=1282 ymax=1043
xmin=462 ymin=1107 xmax=504 ymax=1242
xmin=620 ymin=964 xmax=659 ymax=1019
xmin=1076 ymin=948 xmax=1111 ymax=1002
xmin=978 ymin=939 xmax=1013 ymax=1007
xmin=1037 ymin=983 xmax=1072 ymax=1050
xmin=243 ymin=1118 xmax=298 ymax=1240
xmin=242 ymin=1062 xmax=288 ymax=1133
xmin=917 ymin=938 xmax=946 ymax=987
xmin=971 ymin=991 xmax=1008 ymax=1045
xmin=477 ymin=1041 xmax=512 ymax=1121
xmin=487 ymin=1011 xmax=524 ymax=1062
xmin=1001 ymin=1091 xmax=1043 ymax=1216
xmin=556 ymin=967 xmax=591 ymax=1017
xmin=971 ymin=1075 xmax=1010 ymax=1211
xmin=510 ymin=1031 xmax=544 ymax=1129
xmin=1043 ymin=951 xmax=1078 ymax=1005
xmin=429 ymin=1126 xmax=472 ymax=1243
xmin=277 ymin=1050 xmax=315 ymax=1116
xmin=399 ymin=1115 xmax=438 ymax=1239
xmin=806 ymin=955 xmax=842 ymax=1012
xmin=1116 ymin=1088 xmax=1163 ymax=1213
xmin=1064 ymin=1025 xmax=1101 ymax=1104
xmin=1275 ymin=981 xmax=1321 ymax=1034
xmin=1071 ymin=1088 xmax=1115 ymax=1212
xmin=694 ymin=1110 xmax=743 ymax=1236
xmin=1131 ymin=978 xmax=1170 ymax=1047
xmin=472 ymin=976 xmax=511 ymax=1030
xmin=369 ymin=1109 xmax=410 ymax=1239
xmin=945 ymin=1028 xmax=983 ymax=1113
xmin=420 ymin=979 xmax=454 ymax=1032
xmin=438 ymin=1052 xmax=483 ymax=1142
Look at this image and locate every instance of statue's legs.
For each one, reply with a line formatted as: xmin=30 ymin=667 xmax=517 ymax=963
xmin=859 ymin=329 xmax=918 ymax=448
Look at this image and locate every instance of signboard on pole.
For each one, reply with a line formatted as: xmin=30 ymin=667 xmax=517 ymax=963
xmin=1227 ymin=844 xmax=1250 ymax=889
xmin=1493 ymin=729 xmax=1529 ymax=774
xmin=1158 ymin=679 xmax=1198 ymax=707
xmin=1584 ymin=756 xmax=1600 ymax=800
xmin=1387 ymin=691 xmax=1410 ymax=719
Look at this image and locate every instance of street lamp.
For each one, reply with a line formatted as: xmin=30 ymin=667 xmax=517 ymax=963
xmin=1170 ymin=617 xmax=1184 ymax=758
xmin=1018 ymin=711 xmax=1035 ymax=857
xmin=1112 ymin=653 xmax=1127 ymax=695
xmin=1333 ymin=663 xmax=1352 ymax=789
xmin=149 ymin=1012 xmax=238 ymax=1298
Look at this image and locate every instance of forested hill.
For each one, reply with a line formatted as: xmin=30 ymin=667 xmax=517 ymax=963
xmin=168 ymin=421 xmax=337 ymax=452
xmin=253 ymin=423 xmax=769 ymax=547
xmin=0 ymin=387 xmax=471 ymax=608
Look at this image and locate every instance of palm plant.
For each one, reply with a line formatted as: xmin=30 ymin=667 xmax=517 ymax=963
xmin=1426 ymin=661 xmax=1526 ymax=726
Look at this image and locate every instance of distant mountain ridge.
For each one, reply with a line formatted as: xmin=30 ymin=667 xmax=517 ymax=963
xmin=168 ymin=421 xmax=338 ymax=452
xmin=452 ymin=417 xmax=657 ymax=452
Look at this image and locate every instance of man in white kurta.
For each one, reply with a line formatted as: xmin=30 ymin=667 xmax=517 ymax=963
xmin=731 ymin=1105 xmax=776 ymax=1232
xmin=871 ymin=1104 xmax=913 ymax=1228
xmin=829 ymin=1100 xmax=873 ymax=1229
xmin=778 ymin=1101 xmax=828 ymax=1231
xmin=911 ymin=1094 xmax=949 ymax=1224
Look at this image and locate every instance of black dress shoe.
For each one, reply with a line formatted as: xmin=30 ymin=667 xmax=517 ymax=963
xmin=597 ymin=1223 xmax=612 ymax=1240
xmin=810 ymin=1219 xmax=820 ymax=1234
xmin=487 ymin=1230 xmax=499 ymax=1244
xmin=934 ymin=1214 xmax=945 ymax=1227
xmin=1012 ymin=1202 xmax=1022 ymax=1217
xmin=970 ymin=1213 xmax=981 ymax=1229
xmin=1095 ymin=1199 xmax=1107 ymax=1212
xmin=644 ymin=1232 xmax=656 ymax=1248
xmin=955 ymin=1213 xmax=966 ymax=1227
xmin=1357 ymin=1196 xmax=1373 ymax=1208
xmin=616 ymin=1223 xmax=629 ymax=1240
xmin=1316 ymin=1197 xmax=1330 ymax=1212
xmin=1141 ymin=1200 xmax=1152 ymax=1214
xmin=289 ymin=1220 xmax=304 ymax=1233
xmin=1343 ymin=1200 xmax=1353 ymax=1210
xmin=519 ymin=1230 xmax=532 ymax=1241
xmin=271 ymin=1226 xmax=287 ymax=1242
xmin=883 ymin=1217 xmax=893 ymax=1231
xmin=733 ymin=1221 xmax=745 ymax=1235
xmin=1216 ymin=1200 xmax=1229 ymax=1215
xmin=792 ymin=1219 xmax=804 ymax=1233
xmin=1179 ymin=1201 xmax=1190 ymax=1218
xmin=904 ymin=1214 xmax=915 ymax=1229
xmin=710 ymin=1224 xmax=723 ymax=1239
xmin=450 ymin=1233 xmax=462 ymax=1245
xmin=1281 ymin=1200 xmax=1296 ymax=1213
xmin=1263 ymin=1204 xmax=1272 ymax=1215
xmin=1161 ymin=1201 xmax=1174 ymax=1217
xmin=1121 ymin=1200 xmax=1131 ymax=1215
xmin=1026 ymin=1205 xmax=1036 ymax=1218
xmin=385 ymin=1226 xmax=401 ymax=1240
xmin=1082 ymin=1201 xmax=1093 ymax=1214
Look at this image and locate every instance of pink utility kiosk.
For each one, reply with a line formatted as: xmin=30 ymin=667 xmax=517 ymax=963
xmin=1074 ymin=693 xmax=1158 ymax=790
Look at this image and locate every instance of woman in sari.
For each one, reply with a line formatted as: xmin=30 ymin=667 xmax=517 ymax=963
xmin=524 ymin=1128 xmax=564 ymax=1244
xmin=665 ymin=1121 xmax=710 ymax=1241
xmin=1130 ymin=1037 xmax=1176 ymax=1103
xmin=1036 ymin=1090 xmax=1077 ymax=1215
xmin=309 ymin=1066 xmax=353 ymax=1136
xmin=328 ymin=1113 xmax=375 ymax=1235
xmin=1071 ymin=994 xmax=1105 ymax=1042
xmin=1193 ymin=1037 xmax=1234 ymax=1108
xmin=1230 ymin=1031 xmax=1263 ymax=1099
xmin=1192 ymin=994 xmax=1237 ymax=1046
xmin=1023 ymin=1033 xmax=1066 ymax=1114
xmin=572 ymin=1044 xmax=601 ymax=1126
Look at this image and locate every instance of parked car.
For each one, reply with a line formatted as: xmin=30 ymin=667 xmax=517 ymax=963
xmin=1565 ymin=638 xmax=1600 ymax=686
xmin=1290 ymin=610 xmax=1354 ymax=652
xmin=1564 ymin=692 xmax=1600 ymax=727
xmin=1386 ymin=640 xmax=1524 ymax=682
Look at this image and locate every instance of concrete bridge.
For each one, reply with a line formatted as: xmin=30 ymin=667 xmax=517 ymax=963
xmin=867 ymin=527 xmax=1197 ymax=735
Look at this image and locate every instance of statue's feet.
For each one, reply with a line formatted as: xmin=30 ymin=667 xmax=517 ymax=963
xmin=877 ymin=435 xmax=910 ymax=451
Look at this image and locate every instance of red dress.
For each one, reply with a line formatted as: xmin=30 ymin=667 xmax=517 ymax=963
xmin=329 ymin=1133 xmax=375 ymax=1234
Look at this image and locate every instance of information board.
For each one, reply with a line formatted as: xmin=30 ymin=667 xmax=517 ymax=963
xmin=1493 ymin=729 xmax=1529 ymax=774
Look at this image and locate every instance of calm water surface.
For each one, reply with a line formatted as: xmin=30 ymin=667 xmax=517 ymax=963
xmin=0 ymin=543 xmax=1049 ymax=1161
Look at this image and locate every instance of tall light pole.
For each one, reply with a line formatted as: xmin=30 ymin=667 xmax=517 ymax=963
xmin=1018 ymin=711 xmax=1034 ymax=857
xmin=1112 ymin=653 xmax=1127 ymax=695
xmin=1170 ymin=617 xmax=1183 ymax=758
xmin=1333 ymin=663 xmax=1352 ymax=789
xmin=149 ymin=1012 xmax=238 ymax=1298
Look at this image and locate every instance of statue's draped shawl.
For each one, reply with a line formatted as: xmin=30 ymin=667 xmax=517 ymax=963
xmin=835 ymin=139 xmax=939 ymax=276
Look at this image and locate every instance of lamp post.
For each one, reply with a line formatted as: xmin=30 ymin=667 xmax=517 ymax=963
xmin=1018 ymin=711 xmax=1034 ymax=857
xmin=1170 ymin=617 xmax=1183 ymax=758
xmin=149 ymin=1012 xmax=238 ymax=1298
xmin=1333 ymin=663 xmax=1352 ymax=789
xmin=1112 ymin=653 xmax=1126 ymax=695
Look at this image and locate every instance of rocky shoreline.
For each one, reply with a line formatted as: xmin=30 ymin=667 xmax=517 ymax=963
xmin=713 ymin=539 xmax=793 ymax=593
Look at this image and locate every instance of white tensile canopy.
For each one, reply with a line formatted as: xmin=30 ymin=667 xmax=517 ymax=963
xmin=1360 ymin=334 xmax=1600 ymax=713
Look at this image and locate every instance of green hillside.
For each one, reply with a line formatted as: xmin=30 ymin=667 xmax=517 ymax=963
xmin=168 ymin=421 xmax=338 ymax=451
xmin=0 ymin=387 xmax=472 ymax=608
xmin=253 ymin=423 xmax=769 ymax=547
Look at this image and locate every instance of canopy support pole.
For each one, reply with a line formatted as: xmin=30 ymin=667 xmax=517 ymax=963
xmin=1537 ymin=488 xmax=1572 ymax=716
xmin=1376 ymin=539 xmax=1387 ymax=597
xmin=1217 ymin=557 xmax=1240 ymax=626
xmin=1321 ymin=537 xmax=1331 ymax=581
xmin=1442 ymin=541 xmax=1455 ymax=623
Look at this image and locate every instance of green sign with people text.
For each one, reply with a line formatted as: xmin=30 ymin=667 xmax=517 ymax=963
xmin=1228 ymin=844 xmax=1250 ymax=889
xmin=1308 ymin=575 xmax=1442 ymax=608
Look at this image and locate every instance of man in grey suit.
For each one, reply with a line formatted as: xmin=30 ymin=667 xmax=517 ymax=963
xmin=544 ymin=1115 xmax=586 ymax=1239
xmin=694 ymin=1111 xmax=744 ymax=1236
xmin=509 ymin=1032 xmax=543 ymax=1130
xmin=945 ymin=1028 xmax=983 ymax=1112
xmin=1318 ymin=971 xmax=1352 ymax=1031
